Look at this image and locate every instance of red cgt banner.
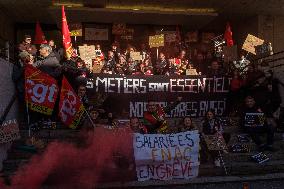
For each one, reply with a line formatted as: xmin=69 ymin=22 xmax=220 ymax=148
xmin=25 ymin=65 xmax=59 ymax=115
xmin=59 ymin=76 xmax=84 ymax=129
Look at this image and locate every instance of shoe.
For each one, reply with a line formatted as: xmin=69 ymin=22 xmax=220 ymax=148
xmin=214 ymin=158 xmax=221 ymax=167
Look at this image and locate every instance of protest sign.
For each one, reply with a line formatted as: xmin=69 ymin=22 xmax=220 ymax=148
xmin=78 ymin=45 xmax=97 ymax=69
xmin=130 ymin=52 xmax=142 ymax=61
xmin=25 ymin=65 xmax=59 ymax=115
xmin=59 ymin=77 xmax=85 ymax=129
xmin=133 ymin=131 xmax=200 ymax=181
xmin=149 ymin=34 xmax=164 ymax=48
xmin=0 ymin=119 xmax=20 ymax=144
xmin=203 ymin=134 xmax=228 ymax=151
xmin=186 ymin=69 xmax=198 ymax=75
xmin=244 ymin=113 xmax=265 ymax=127
xmin=87 ymin=74 xmax=231 ymax=118
xmin=242 ymin=34 xmax=264 ymax=55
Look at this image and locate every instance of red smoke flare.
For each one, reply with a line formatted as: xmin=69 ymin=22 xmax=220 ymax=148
xmin=0 ymin=128 xmax=135 ymax=189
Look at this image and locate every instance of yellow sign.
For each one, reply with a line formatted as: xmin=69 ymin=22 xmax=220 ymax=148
xmin=149 ymin=34 xmax=164 ymax=48
xmin=242 ymin=34 xmax=264 ymax=55
xmin=70 ymin=29 xmax=82 ymax=36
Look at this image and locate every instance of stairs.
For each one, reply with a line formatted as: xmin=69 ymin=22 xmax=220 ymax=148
xmin=1 ymin=119 xmax=284 ymax=184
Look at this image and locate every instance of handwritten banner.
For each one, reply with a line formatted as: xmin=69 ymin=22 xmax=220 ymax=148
xmin=0 ymin=119 xmax=20 ymax=144
xmin=133 ymin=131 xmax=200 ymax=181
xmin=242 ymin=34 xmax=264 ymax=55
xmin=149 ymin=34 xmax=164 ymax=48
xmin=87 ymin=74 xmax=231 ymax=118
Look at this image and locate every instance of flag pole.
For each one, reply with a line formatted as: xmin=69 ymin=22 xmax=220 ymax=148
xmin=84 ymin=109 xmax=96 ymax=130
xmin=24 ymin=83 xmax=31 ymax=137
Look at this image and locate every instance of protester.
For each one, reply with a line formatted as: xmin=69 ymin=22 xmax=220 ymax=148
xmin=48 ymin=39 xmax=63 ymax=61
xmin=241 ymin=96 xmax=275 ymax=151
xmin=129 ymin=117 xmax=148 ymax=134
xmin=202 ymin=109 xmax=228 ymax=167
xmin=155 ymin=52 xmax=168 ymax=75
xmin=143 ymin=97 xmax=182 ymax=134
xmin=206 ymin=60 xmax=224 ymax=77
xmin=33 ymin=44 xmax=61 ymax=78
xmin=103 ymin=50 xmax=116 ymax=73
xmin=75 ymin=58 xmax=91 ymax=85
xmin=18 ymin=35 xmax=37 ymax=56
xmin=77 ymin=85 xmax=89 ymax=109
xmin=12 ymin=51 xmax=34 ymax=102
xmin=178 ymin=117 xmax=196 ymax=132
xmin=226 ymin=70 xmax=245 ymax=115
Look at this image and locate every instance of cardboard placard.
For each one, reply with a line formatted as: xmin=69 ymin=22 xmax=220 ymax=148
xmin=130 ymin=52 xmax=142 ymax=61
xmin=203 ymin=134 xmax=228 ymax=151
xmin=244 ymin=113 xmax=265 ymax=127
xmin=149 ymin=34 xmax=164 ymax=48
xmin=223 ymin=45 xmax=238 ymax=62
xmin=0 ymin=119 xmax=20 ymax=144
xmin=186 ymin=69 xmax=198 ymax=75
xmin=78 ymin=45 xmax=97 ymax=69
xmin=242 ymin=34 xmax=264 ymax=55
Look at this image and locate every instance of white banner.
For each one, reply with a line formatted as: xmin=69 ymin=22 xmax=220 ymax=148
xmin=133 ymin=131 xmax=200 ymax=181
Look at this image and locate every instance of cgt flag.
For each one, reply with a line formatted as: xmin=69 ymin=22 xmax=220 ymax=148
xmin=62 ymin=6 xmax=74 ymax=59
xmin=25 ymin=65 xmax=59 ymax=115
xmin=59 ymin=76 xmax=84 ymax=129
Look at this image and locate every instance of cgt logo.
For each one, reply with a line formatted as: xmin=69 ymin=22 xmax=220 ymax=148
xmin=59 ymin=90 xmax=77 ymax=122
xmin=26 ymin=79 xmax=58 ymax=104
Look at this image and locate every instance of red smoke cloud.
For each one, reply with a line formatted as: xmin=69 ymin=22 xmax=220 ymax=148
xmin=0 ymin=128 xmax=135 ymax=189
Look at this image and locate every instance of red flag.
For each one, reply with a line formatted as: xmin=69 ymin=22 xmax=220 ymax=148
xmin=59 ymin=77 xmax=84 ymax=129
xmin=34 ymin=21 xmax=47 ymax=44
xmin=224 ymin=23 xmax=234 ymax=46
xmin=25 ymin=65 xmax=59 ymax=115
xmin=62 ymin=6 xmax=74 ymax=59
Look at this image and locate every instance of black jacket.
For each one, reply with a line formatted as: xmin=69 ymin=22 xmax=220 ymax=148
xmin=33 ymin=52 xmax=61 ymax=78
xmin=202 ymin=118 xmax=222 ymax=135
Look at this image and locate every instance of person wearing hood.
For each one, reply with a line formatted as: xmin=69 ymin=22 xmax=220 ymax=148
xmin=33 ymin=44 xmax=61 ymax=78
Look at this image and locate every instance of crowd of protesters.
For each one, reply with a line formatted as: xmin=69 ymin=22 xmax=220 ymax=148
xmin=10 ymin=34 xmax=284 ymax=167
